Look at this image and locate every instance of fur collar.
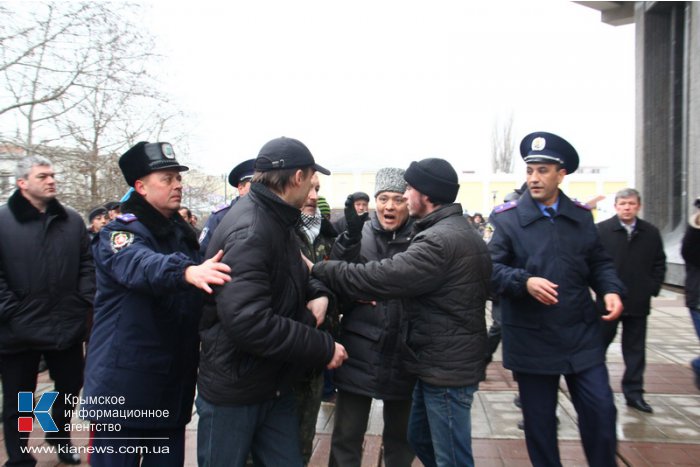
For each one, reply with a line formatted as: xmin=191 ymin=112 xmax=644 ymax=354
xmin=8 ymin=189 xmax=67 ymax=223
xmin=121 ymin=191 xmax=199 ymax=251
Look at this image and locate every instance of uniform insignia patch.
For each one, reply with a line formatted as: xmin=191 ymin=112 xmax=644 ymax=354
xmin=198 ymin=227 xmax=209 ymax=243
xmin=493 ymin=200 xmax=518 ymax=214
xmin=110 ymin=231 xmax=134 ymax=253
xmin=572 ymin=199 xmax=592 ymax=211
xmin=117 ymin=213 xmax=138 ymax=223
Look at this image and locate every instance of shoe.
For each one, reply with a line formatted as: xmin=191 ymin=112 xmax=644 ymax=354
xmin=626 ymin=397 xmax=653 ymax=413
xmin=513 ymin=395 xmax=521 ymax=408
xmin=58 ymin=451 xmax=81 ymax=465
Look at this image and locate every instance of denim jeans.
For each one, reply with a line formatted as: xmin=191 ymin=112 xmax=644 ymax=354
xmin=196 ymin=392 xmax=303 ymax=467
xmin=691 ymin=308 xmax=700 ymax=378
xmin=407 ymin=379 xmax=478 ymax=467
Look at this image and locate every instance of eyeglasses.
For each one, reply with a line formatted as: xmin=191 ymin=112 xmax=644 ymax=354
xmin=376 ymin=195 xmax=405 ymax=206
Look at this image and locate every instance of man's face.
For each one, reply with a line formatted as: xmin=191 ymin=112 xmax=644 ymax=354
xmin=135 ymin=170 xmax=183 ymax=217
xmin=108 ymin=208 xmax=120 ymax=220
xmin=404 ymin=184 xmax=429 ymax=219
xmin=526 ymin=163 xmax=565 ymax=206
xmin=90 ymin=214 xmax=108 ymax=233
xmin=302 ymin=173 xmax=320 ymax=216
xmin=354 ymin=199 xmax=369 ymax=215
xmin=376 ymin=191 xmax=409 ymax=232
xmin=17 ymin=164 xmax=57 ymax=206
xmin=615 ymin=196 xmax=641 ymax=224
xmin=237 ymin=178 xmax=252 ymax=197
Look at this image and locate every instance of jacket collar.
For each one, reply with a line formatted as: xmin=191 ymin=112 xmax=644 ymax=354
xmin=7 ymin=189 xmax=67 ymax=223
xmin=249 ymin=182 xmax=302 ymax=229
xmin=518 ymin=190 xmax=584 ymax=227
xmin=413 ymin=203 xmax=463 ymax=233
xmin=121 ymin=191 xmax=199 ymax=251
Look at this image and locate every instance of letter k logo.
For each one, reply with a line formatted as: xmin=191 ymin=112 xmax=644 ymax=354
xmin=17 ymin=392 xmax=58 ymax=432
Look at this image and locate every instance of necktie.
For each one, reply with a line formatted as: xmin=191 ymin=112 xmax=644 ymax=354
xmin=624 ymin=224 xmax=634 ymax=240
xmin=545 ymin=207 xmax=556 ymax=219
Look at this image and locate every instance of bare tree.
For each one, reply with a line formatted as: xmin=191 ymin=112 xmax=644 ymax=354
xmin=491 ymin=114 xmax=515 ymax=174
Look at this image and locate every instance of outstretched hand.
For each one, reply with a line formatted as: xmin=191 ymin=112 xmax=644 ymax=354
xmin=345 ymin=195 xmax=368 ymax=239
xmin=184 ymin=249 xmax=232 ymax=294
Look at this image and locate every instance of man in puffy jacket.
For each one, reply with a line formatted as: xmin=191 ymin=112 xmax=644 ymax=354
xmin=329 ymin=167 xmax=416 ymax=467
xmin=488 ymin=131 xmax=625 ymax=467
xmin=83 ymin=142 xmax=231 ymax=467
xmin=196 ymin=136 xmax=348 ymax=467
xmin=0 ymin=155 xmax=94 ymax=466
xmin=310 ymin=158 xmax=491 ymax=467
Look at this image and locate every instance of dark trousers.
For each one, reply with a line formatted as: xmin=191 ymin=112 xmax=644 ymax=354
xmin=601 ymin=315 xmax=648 ymax=399
xmin=90 ymin=427 xmax=185 ymax=467
xmin=0 ymin=344 xmax=84 ymax=467
xmin=330 ymin=390 xmax=414 ymax=467
xmin=516 ymin=363 xmax=617 ymax=467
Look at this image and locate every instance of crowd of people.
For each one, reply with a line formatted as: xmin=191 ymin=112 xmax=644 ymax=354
xmin=0 ymin=132 xmax=698 ymax=467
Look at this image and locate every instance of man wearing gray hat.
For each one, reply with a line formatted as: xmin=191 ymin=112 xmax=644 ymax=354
xmin=328 ymin=167 xmax=416 ymax=467
xmin=197 ymin=136 xmax=348 ymax=467
xmin=488 ymin=131 xmax=624 ymax=467
xmin=309 ymin=158 xmax=491 ymax=467
xmin=83 ymin=141 xmax=232 ymax=466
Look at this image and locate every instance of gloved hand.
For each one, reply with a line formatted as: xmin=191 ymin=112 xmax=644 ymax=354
xmin=345 ymin=194 xmax=368 ymax=240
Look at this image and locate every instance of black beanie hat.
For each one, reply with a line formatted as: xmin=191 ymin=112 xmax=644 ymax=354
xmin=403 ymin=158 xmax=459 ymax=204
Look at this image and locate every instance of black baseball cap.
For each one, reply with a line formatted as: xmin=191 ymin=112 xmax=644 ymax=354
xmin=254 ymin=137 xmax=330 ymax=175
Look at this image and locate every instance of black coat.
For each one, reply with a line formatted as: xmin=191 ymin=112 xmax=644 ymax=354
xmin=314 ymin=204 xmax=490 ymax=388
xmin=488 ymin=190 xmax=625 ymax=374
xmin=595 ymin=216 xmax=666 ymax=316
xmin=0 ymin=190 xmax=94 ymax=353
xmin=682 ymin=218 xmax=700 ymax=310
xmin=83 ymin=192 xmax=202 ymax=429
xmin=198 ymin=183 xmax=335 ymax=405
xmin=330 ymin=214 xmax=416 ymax=400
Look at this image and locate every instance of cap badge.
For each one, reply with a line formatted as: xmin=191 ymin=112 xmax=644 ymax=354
xmin=531 ymin=137 xmax=546 ymax=151
xmin=161 ymin=143 xmax=175 ymax=159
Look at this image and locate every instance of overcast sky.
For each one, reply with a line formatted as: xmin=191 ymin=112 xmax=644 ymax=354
xmin=144 ymin=0 xmax=635 ymax=180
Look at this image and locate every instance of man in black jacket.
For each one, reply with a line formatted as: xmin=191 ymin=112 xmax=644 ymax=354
xmin=682 ymin=197 xmax=700 ymax=390
xmin=597 ymin=188 xmax=666 ymax=414
xmin=197 ymin=137 xmax=348 ymax=467
xmin=310 ymin=158 xmax=490 ymax=467
xmin=0 ymin=156 xmax=95 ymax=466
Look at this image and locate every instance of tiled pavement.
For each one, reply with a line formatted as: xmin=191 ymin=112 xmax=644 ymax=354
xmin=2 ymin=289 xmax=699 ymax=466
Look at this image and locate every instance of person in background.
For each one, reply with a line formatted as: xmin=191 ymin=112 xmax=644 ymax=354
xmin=0 ymin=156 xmax=94 ymax=466
xmin=681 ymin=196 xmax=700 ymax=390
xmin=333 ymin=191 xmax=370 ymax=233
xmin=198 ymin=158 xmax=255 ymax=253
xmin=83 ymin=141 xmax=231 ymax=467
xmin=104 ymin=201 xmax=121 ymax=220
xmin=87 ymin=206 xmax=109 ymax=240
xmin=328 ymin=167 xmax=416 ymax=467
xmin=488 ymin=131 xmax=624 ymax=467
xmin=597 ymin=188 xmax=666 ymax=414
xmin=179 ymin=205 xmax=201 ymax=237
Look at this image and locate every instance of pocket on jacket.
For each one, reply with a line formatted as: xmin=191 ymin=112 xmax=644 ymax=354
xmin=8 ymin=294 xmax=54 ymax=345
xmin=116 ymin=345 xmax=172 ymax=375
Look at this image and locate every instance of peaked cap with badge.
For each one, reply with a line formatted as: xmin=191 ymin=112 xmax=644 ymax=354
xmin=119 ymin=141 xmax=189 ymax=187
xmin=520 ymin=131 xmax=579 ymax=174
xmin=228 ymin=158 xmax=256 ymax=187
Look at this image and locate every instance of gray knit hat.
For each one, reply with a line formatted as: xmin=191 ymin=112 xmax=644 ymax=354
xmin=375 ymin=167 xmax=407 ymax=197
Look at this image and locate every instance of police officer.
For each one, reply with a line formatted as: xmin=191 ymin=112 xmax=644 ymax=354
xmin=488 ymin=131 xmax=625 ymax=467
xmin=82 ymin=141 xmax=231 ymax=467
xmin=198 ymin=158 xmax=255 ymax=253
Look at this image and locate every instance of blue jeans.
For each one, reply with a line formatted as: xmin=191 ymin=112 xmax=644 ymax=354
xmin=691 ymin=309 xmax=700 ymax=378
xmin=407 ymin=379 xmax=478 ymax=467
xmin=196 ymin=392 xmax=303 ymax=467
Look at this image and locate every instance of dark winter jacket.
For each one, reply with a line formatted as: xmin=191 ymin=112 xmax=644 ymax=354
xmin=595 ymin=215 xmax=666 ymax=316
xmin=331 ymin=213 xmax=416 ymax=400
xmin=0 ymin=190 xmax=94 ymax=354
xmin=488 ymin=190 xmax=625 ymax=375
xmin=197 ymin=182 xmax=336 ymax=406
xmin=314 ymin=204 xmax=491 ymax=387
xmin=682 ymin=215 xmax=700 ymax=310
xmin=82 ymin=192 xmax=203 ymax=429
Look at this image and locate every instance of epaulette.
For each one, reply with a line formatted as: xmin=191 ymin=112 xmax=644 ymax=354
xmin=493 ymin=200 xmax=518 ymax=214
xmin=212 ymin=203 xmax=230 ymax=214
xmin=572 ymin=199 xmax=592 ymax=211
xmin=116 ymin=213 xmax=138 ymax=223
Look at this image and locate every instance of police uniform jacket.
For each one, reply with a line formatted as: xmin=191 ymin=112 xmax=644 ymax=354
xmin=82 ymin=192 xmax=202 ymax=429
xmin=595 ymin=215 xmax=666 ymax=316
xmin=0 ymin=190 xmax=94 ymax=354
xmin=197 ymin=182 xmax=335 ymax=406
xmin=330 ymin=214 xmax=417 ymax=400
xmin=198 ymin=197 xmax=240 ymax=254
xmin=314 ymin=204 xmax=490 ymax=387
xmin=488 ymin=190 xmax=625 ymax=375
xmin=682 ymin=219 xmax=700 ymax=310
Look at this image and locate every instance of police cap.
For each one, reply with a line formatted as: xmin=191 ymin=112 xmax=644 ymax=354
xmin=520 ymin=131 xmax=579 ymax=174
xmin=119 ymin=141 xmax=189 ymax=187
xmin=255 ymin=137 xmax=330 ymax=175
xmin=228 ymin=159 xmax=255 ymax=187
